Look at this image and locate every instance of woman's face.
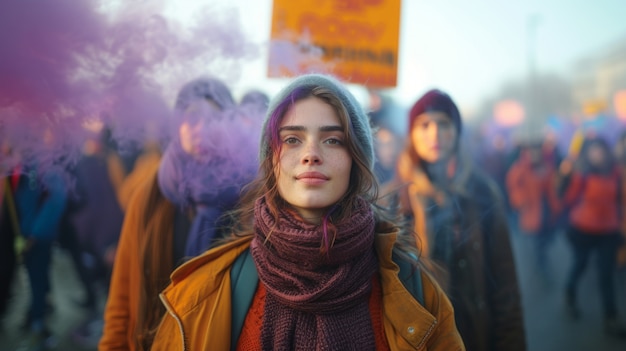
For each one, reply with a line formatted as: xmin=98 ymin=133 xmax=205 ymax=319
xmin=411 ymin=111 xmax=457 ymax=163
xmin=274 ymin=96 xmax=352 ymax=223
xmin=375 ymin=128 xmax=400 ymax=169
xmin=179 ymin=99 xmax=221 ymax=158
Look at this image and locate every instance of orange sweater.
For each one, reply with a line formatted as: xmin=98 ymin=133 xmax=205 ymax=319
xmin=236 ymin=276 xmax=390 ymax=350
xmin=564 ymin=171 xmax=621 ymax=234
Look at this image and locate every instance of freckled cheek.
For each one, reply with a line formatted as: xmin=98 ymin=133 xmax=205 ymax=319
xmin=328 ymin=153 xmax=352 ymax=178
xmin=275 ymin=153 xmax=296 ymax=180
xmin=277 ymin=151 xmax=296 ymax=167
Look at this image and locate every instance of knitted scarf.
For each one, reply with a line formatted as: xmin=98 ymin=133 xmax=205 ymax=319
xmin=250 ymin=196 xmax=379 ymax=351
xmin=157 ymin=140 xmax=241 ymax=257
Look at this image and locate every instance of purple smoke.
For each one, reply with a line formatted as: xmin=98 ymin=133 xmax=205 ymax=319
xmin=0 ymin=0 xmax=258 ymax=175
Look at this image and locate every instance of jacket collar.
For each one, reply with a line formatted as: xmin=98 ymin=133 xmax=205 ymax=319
xmin=376 ymin=232 xmax=438 ymax=349
xmin=162 ymin=232 xmax=437 ymax=349
xmin=162 ymin=236 xmax=252 ymax=317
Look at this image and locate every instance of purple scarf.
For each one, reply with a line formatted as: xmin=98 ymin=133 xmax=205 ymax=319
xmin=250 ymin=196 xmax=379 ymax=350
xmin=157 ymin=77 xmax=262 ymax=258
xmin=157 ymin=140 xmax=242 ymax=257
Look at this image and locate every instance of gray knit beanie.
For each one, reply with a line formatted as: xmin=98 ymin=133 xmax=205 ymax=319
xmin=260 ymin=74 xmax=375 ymax=170
xmin=174 ymin=76 xmax=235 ymax=113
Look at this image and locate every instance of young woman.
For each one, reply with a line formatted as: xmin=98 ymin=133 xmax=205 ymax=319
xmin=383 ymin=89 xmax=526 ymax=351
xmin=99 ymin=77 xmax=260 ymax=351
xmin=149 ymin=74 xmax=464 ymax=350
xmin=559 ymin=136 xmax=626 ymax=338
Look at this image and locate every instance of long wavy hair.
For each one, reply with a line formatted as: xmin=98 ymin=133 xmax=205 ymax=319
xmin=224 ymin=84 xmax=418 ymax=258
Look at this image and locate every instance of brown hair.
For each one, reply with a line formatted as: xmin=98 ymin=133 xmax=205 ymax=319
xmin=223 ymin=84 xmax=419 ymax=258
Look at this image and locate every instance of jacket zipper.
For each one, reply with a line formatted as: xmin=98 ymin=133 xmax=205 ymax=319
xmin=159 ymin=293 xmax=187 ymax=351
xmin=416 ymin=319 xmax=438 ymax=350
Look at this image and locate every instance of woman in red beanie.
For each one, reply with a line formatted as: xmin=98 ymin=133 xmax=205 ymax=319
xmin=383 ymin=89 xmax=526 ymax=351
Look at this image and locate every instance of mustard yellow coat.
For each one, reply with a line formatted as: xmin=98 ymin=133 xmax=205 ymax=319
xmin=151 ymin=233 xmax=465 ymax=351
xmin=99 ymin=158 xmax=169 ymax=351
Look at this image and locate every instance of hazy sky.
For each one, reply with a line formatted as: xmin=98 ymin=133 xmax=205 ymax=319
xmin=165 ymin=0 xmax=626 ymax=115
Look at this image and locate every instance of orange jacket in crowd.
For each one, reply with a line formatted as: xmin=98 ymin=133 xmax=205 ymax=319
xmin=619 ymin=164 xmax=626 ymax=267
xmin=99 ymin=162 xmax=169 ymax=351
xmin=506 ymin=157 xmax=562 ymax=233
xmin=562 ymin=170 xmax=621 ymax=234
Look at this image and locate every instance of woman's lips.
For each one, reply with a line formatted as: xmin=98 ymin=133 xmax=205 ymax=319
xmin=296 ymin=171 xmax=329 ymax=185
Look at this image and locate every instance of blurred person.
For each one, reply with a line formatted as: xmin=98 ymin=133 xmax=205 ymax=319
xmin=616 ymin=130 xmax=626 ymax=272
xmin=558 ymin=137 xmax=626 ymax=338
xmin=100 ymin=76 xmax=260 ymax=351
xmin=542 ymin=130 xmax=564 ymax=169
xmin=0 ymin=142 xmax=19 ymax=328
xmin=479 ymin=134 xmax=510 ymax=199
xmin=238 ymin=89 xmax=270 ymax=129
xmin=368 ymin=90 xmax=405 ymax=185
xmin=150 ymin=74 xmax=465 ymax=350
xmin=57 ymin=128 xmax=129 ymax=348
xmin=614 ymin=130 xmax=626 ymax=162
xmin=71 ymin=128 xmax=127 ymax=297
xmin=472 ymin=131 xmax=521 ymax=231
xmin=12 ymin=148 xmax=68 ymax=349
xmin=57 ymin=128 xmax=127 ymax=310
xmin=98 ymin=125 xmax=163 ymax=322
xmin=383 ymin=89 xmax=526 ymax=351
xmin=367 ymin=89 xmax=406 ymax=137
xmin=0 ymin=181 xmax=16 ymax=327
xmin=506 ymin=142 xmax=562 ymax=284
xmin=239 ymin=89 xmax=270 ymax=112
xmin=373 ymin=126 xmax=403 ymax=184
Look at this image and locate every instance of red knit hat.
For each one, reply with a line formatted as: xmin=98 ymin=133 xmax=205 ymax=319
xmin=409 ymin=89 xmax=461 ymax=133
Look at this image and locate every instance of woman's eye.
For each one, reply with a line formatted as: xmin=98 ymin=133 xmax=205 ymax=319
xmin=324 ymin=138 xmax=343 ymax=145
xmin=438 ymin=121 xmax=453 ymax=129
xmin=283 ymin=137 xmax=299 ymax=145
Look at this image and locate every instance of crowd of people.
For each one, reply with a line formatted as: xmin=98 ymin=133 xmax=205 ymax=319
xmin=498 ymin=131 xmax=626 ymax=337
xmin=1 ymin=72 xmax=626 ymax=351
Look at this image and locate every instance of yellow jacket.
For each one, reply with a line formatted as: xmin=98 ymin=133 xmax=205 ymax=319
xmin=151 ymin=233 xmax=464 ymax=351
xmin=99 ymin=163 xmax=175 ymax=351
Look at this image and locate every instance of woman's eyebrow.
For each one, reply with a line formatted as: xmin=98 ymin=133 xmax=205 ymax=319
xmin=278 ymin=125 xmax=343 ymax=132
xmin=319 ymin=125 xmax=343 ymax=132
xmin=279 ymin=125 xmax=305 ymax=132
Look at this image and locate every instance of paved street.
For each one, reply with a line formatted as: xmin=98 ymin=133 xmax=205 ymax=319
xmin=512 ymin=229 xmax=626 ymax=351
xmin=0 ymin=247 xmax=104 ymax=351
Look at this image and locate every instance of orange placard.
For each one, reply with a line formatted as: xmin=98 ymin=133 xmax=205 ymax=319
xmin=268 ymin=0 xmax=401 ymax=88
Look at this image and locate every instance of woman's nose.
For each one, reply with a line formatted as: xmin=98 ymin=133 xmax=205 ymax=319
xmin=302 ymin=143 xmax=322 ymax=165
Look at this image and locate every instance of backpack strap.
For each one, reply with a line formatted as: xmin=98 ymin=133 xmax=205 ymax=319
xmin=392 ymin=250 xmax=425 ymax=305
xmin=229 ymin=248 xmax=258 ymax=351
